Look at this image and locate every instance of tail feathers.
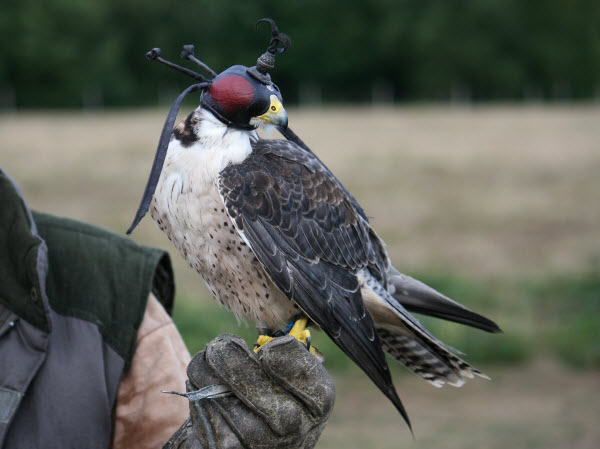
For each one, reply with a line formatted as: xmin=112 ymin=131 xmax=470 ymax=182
xmin=361 ymin=269 xmax=490 ymax=388
xmin=378 ymin=327 xmax=488 ymax=387
xmin=387 ymin=267 xmax=502 ymax=334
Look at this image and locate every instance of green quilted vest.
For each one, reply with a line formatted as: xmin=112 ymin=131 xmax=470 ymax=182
xmin=0 ymin=168 xmax=175 ymax=448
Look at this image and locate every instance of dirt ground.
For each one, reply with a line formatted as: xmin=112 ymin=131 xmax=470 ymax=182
xmin=322 ymin=358 xmax=600 ymax=449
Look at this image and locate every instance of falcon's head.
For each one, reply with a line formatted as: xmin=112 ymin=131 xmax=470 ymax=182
xmin=201 ymin=64 xmax=288 ymax=130
xmin=200 ymin=19 xmax=290 ymax=130
xmin=126 ymin=18 xmax=290 ymax=234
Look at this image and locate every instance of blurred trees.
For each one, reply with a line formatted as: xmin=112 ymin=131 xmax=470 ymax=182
xmin=0 ymin=0 xmax=599 ymax=108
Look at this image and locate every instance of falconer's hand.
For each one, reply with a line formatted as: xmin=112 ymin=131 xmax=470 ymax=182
xmin=163 ymin=334 xmax=335 ymax=449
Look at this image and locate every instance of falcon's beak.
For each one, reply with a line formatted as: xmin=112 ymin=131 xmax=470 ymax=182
xmin=257 ymin=95 xmax=288 ymax=129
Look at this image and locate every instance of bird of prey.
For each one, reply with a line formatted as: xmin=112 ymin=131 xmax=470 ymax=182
xmin=127 ymin=19 xmax=501 ymax=429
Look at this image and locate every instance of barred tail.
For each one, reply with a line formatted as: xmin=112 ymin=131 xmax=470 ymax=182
xmin=377 ymin=327 xmax=488 ymax=387
xmin=361 ymin=269 xmax=490 ymax=388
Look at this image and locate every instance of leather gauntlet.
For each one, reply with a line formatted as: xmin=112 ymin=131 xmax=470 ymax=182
xmin=163 ymin=334 xmax=335 ymax=449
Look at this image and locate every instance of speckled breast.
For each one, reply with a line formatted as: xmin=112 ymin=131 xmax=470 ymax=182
xmin=150 ymin=170 xmax=299 ymax=331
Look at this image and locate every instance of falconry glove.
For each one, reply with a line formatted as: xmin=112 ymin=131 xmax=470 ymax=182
xmin=163 ymin=334 xmax=335 ymax=449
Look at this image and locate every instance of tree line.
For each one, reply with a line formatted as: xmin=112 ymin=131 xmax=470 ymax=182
xmin=1 ymin=0 xmax=598 ymax=108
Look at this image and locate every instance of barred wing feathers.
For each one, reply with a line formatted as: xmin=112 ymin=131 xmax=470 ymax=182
xmin=278 ymin=126 xmax=501 ymax=335
xmin=218 ymin=138 xmax=410 ymax=427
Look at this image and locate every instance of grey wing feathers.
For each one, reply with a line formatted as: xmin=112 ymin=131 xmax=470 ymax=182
xmin=279 ymin=127 xmax=500 ymax=334
xmin=387 ymin=266 xmax=502 ymax=333
xmin=277 ymin=125 xmax=501 ymax=389
xmin=218 ymin=138 xmax=411 ymax=427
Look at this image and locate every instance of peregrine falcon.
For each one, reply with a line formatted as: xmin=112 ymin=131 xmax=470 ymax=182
xmin=127 ymin=20 xmax=501 ymax=428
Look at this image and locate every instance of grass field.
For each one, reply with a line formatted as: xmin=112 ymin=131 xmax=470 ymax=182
xmin=2 ymin=105 xmax=599 ymax=447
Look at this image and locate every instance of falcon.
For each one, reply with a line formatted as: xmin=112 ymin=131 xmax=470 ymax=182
xmin=127 ymin=19 xmax=501 ymax=429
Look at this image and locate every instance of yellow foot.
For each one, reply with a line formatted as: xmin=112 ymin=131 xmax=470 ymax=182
xmin=253 ymin=334 xmax=275 ymax=353
xmin=254 ymin=318 xmax=324 ymax=361
xmin=289 ymin=318 xmax=324 ymax=361
xmin=289 ymin=317 xmax=310 ymax=346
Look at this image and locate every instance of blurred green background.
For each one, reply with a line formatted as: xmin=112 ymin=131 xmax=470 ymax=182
xmin=1 ymin=0 xmax=599 ymax=107
xmin=2 ymin=1 xmax=599 ymax=448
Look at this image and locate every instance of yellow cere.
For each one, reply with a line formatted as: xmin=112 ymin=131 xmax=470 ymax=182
xmin=268 ymin=95 xmax=282 ymax=114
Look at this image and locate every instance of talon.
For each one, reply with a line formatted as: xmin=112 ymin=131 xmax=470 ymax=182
xmin=255 ymin=318 xmax=324 ymax=360
xmin=288 ymin=318 xmax=322 ymax=359
xmin=299 ymin=329 xmax=311 ymax=347
xmin=254 ymin=334 xmax=275 ymax=353
xmin=309 ymin=345 xmax=325 ymax=362
xmin=288 ymin=317 xmax=309 ymax=342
